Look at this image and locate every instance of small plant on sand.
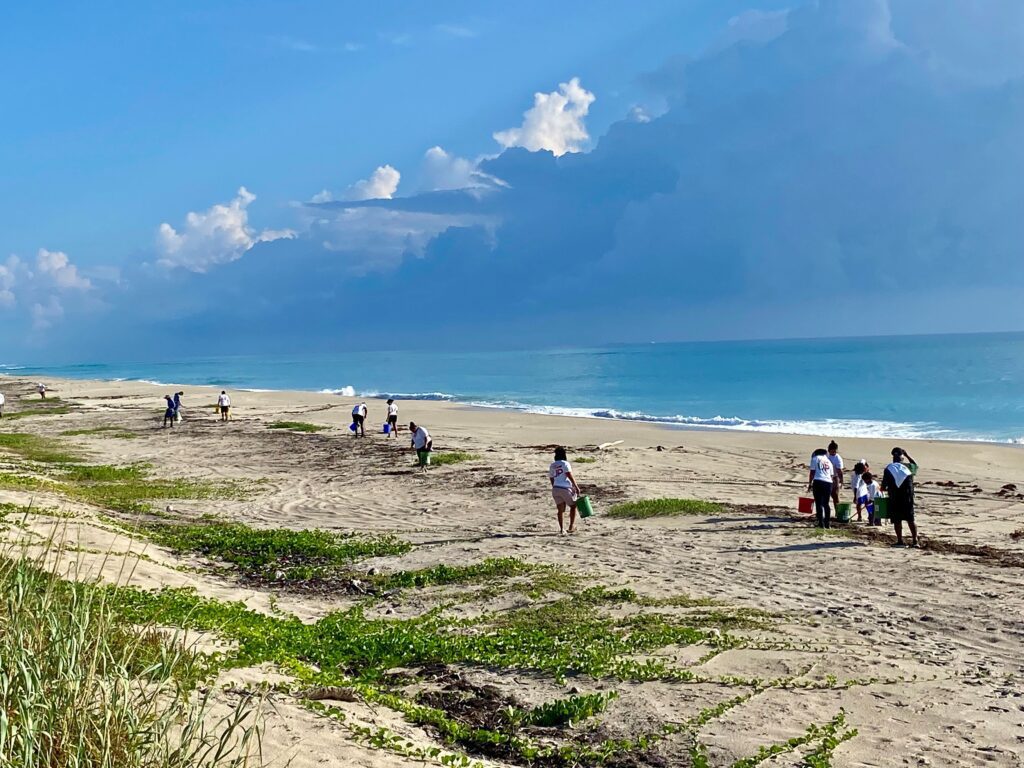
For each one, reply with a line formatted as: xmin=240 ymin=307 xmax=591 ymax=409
xmin=267 ymin=421 xmax=330 ymax=433
xmin=606 ymin=498 xmax=724 ymax=519
xmin=573 ymin=457 xmax=598 ymax=464
xmin=0 ymin=548 xmax=262 ymax=767
xmin=425 ymin=451 xmax=479 ymax=467
xmin=524 ymin=692 xmax=618 ymax=727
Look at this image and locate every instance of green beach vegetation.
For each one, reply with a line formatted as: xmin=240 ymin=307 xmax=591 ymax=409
xmin=606 ymin=498 xmax=725 ymax=519
xmin=425 ymin=451 xmax=479 ymax=467
xmin=0 ymin=548 xmax=261 ymax=767
xmin=266 ymin=421 xmax=330 ymax=432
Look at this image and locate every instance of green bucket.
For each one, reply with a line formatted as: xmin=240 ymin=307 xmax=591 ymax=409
xmin=577 ymin=495 xmax=594 ymax=518
xmin=835 ymin=502 xmax=852 ymax=523
xmin=872 ymin=497 xmax=889 ymax=519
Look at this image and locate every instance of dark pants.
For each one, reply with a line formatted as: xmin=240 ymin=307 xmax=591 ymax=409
xmin=813 ymin=480 xmax=833 ymax=528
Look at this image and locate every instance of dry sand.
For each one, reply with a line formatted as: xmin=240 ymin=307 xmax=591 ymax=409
xmin=1 ymin=374 xmax=1024 ymax=767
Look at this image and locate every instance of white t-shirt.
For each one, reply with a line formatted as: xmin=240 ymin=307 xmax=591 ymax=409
xmin=828 ymin=453 xmax=844 ymax=474
xmin=851 ymin=471 xmax=863 ymax=494
xmin=810 ymin=454 xmax=835 ymax=483
xmin=352 ymin=404 xmax=367 ymax=417
xmin=0 ymin=393 xmax=5 ymax=406
xmin=864 ymin=480 xmax=881 ymax=500
xmin=549 ymin=460 xmax=574 ymax=490
xmin=412 ymin=426 xmax=431 ymax=450
xmin=387 ymin=402 xmax=398 ymax=417
xmin=217 ymin=393 xmax=230 ymax=407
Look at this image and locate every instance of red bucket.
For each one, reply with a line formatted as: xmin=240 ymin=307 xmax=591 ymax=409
xmin=797 ymin=496 xmax=814 ymax=514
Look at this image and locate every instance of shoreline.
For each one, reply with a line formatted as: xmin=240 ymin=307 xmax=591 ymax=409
xmin=1 ymin=371 xmax=1023 ymax=765
xmin=2 ymin=370 xmax=1018 ymax=446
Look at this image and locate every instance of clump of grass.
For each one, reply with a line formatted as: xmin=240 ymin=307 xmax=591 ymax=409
xmin=524 ymin=692 xmax=618 ymax=727
xmin=267 ymin=421 xmax=329 ymax=433
xmin=426 ymin=451 xmax=479 ymax=467
xmin=61 ymin=426 xmax=137 ymax=439
xmin=606 ymin=498 xmax=724 ymax=519
xmin=573 ymin=457 xmax=598 ymax=464
xmin=0 ymin=432 xmax=83 ymax=464
xmin=3 ymin=404 xmax=72 ymax=420
xmin=0 ymin=550 xmax=261 ymax=767
xmin=137 ymin=521 xmax=412 ymax=581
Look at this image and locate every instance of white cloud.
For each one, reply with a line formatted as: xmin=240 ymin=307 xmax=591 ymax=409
xmin=157 ymin=187 xmax=294 ymax=272
xmin=421 ymin=147 xmax=480 ymax=191
xmin=493 ymin=77 xmax=595 ymax=156
xmin=0 ymin=256 xmax=19 ymax=307
xmin=310 ymin=189 xmax=334 ymax=204
xmin=344 ymin=165 xmax=401 ymax=201
xmin=36 ymin=249 xmax=91 ymax=290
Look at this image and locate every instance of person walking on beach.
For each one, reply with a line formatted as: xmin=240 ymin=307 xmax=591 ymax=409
xmin=351 ymin=402 xmax=367 ymax=437
xmin=808 ymin=448 xmax=835 ymax=528
xmin=549 ymin=446 xmax=582 ymax=535
xmin=163 ymin=395 xmax=176 ymax=428
xmin=827 ymin=441 xmax=844 ymax=507
xmin=409 ymin=421 xmax=432 ymax=467
xmin=883 ymin=447 xmax=919 ymax=547
xmin=173 ymin=391 xmax=184 ymax=423
xmin=386 ymin=399 xmax=399 ymax=437
xmin=37 ymin=383 xmax=47 ymax=399
xmin=217 ymin=391 xmax=231 ymax=422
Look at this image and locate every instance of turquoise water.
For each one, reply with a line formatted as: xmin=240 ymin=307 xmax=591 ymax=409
xmin=6 ymin=332 xmax=1024 ymax=442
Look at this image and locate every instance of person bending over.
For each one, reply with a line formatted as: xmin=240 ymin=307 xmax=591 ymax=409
xmin=409 ymin=421 xmax=432 ymax=467
xmin=351 ymin=402 xmax=367 ymax=437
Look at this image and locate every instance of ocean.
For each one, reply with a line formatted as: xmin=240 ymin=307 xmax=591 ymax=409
xmin=5 ymin=332 xmax=1024 ymax=443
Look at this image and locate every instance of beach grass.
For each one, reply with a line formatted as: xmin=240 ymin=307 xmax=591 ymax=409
xmin=61 ymin=425 xmax=138 ymax=439
xmin=0 ymin=432 xmax=83 ymax=464
xmin=0 ymin=546 xmax=261 ymax=767
xmin=3 ymin=404 xmax=73 ymax=420
xmin=606 ymin=498 xmax=725 ymax=519
xmin=267 ymin=421 xmax=329 ymax=432
xmin=573 ymin=456 xmax=598 ymax=463
xmin=426 ymin=451 xmax=479 ymax=467
xmin=136 ymin=520 xmax=411 ymax=581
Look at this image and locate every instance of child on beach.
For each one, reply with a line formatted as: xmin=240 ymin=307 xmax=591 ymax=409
xmin=861 ymin=471 xmax=882 ymax=526
xmin=549 ymin=446 xmax=582 ymax=535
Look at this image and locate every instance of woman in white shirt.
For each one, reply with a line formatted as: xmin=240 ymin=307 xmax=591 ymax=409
xmin=386 ymin=399 xmax=399 ymax=437
xmin=807 ymin=448 xmax=835 ymax=528
xmin=549 ymin=446 xmax=582 ymax=535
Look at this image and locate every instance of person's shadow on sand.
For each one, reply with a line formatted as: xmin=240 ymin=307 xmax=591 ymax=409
xmin=741 ymin=541 xmax=863 ymax=554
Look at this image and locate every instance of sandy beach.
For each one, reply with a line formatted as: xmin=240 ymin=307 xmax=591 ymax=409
xmin=1 ymin=373 xmax=1023 ymax=767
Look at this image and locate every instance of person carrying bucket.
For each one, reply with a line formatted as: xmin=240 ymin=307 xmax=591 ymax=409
xmin=351 ymin=402 xmax=368 ymax=437
xmin=807 ymin=448 xmax=835 ymax=528
xmin=409 ymin=421 xmax=432 ymax=467
xmin=882 ymin=447 xmax=920 ymax=547
xmin=385 ymin=399 xmax=399 ymax=438
xmin=549 ymin=446 xmax=582 ymax=535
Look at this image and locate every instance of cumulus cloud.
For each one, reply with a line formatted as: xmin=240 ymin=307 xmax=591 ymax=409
xmin=0 ymin=256 xmax=19 ymax=307
xmin=157 ymin=187 xmax=294 ymax=272
xmin=36 ymin=249 xmax=91 ymax=290
xmin=344 ymin=165 xmax=401 ymax=201
xmin=493 ymin=77 xmax=595 ymax=156
xmin=418 ymin=147 xmax=506 ymax=192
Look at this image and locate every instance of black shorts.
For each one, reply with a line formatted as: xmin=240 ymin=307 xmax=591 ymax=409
xmin=387 ymin=414 xmax=398 ymax=425
xmin=353 ymin=414 xmax=365 ymax=425
xmin=220 ymin=405 xmax=230 ymax=414
xmin=889 ymin=503 xmax=915 ymax=524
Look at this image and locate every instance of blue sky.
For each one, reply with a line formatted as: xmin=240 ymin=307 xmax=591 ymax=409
xmin=4 ymin=1 xmax=1024 ymax=358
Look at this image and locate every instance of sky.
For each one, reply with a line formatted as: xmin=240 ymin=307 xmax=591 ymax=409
xmin=4 ymin=0 xmax=1024 ymax=360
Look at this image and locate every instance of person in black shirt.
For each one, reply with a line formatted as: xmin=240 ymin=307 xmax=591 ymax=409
xmin=882 ymin=446 xmax=919 ymax=548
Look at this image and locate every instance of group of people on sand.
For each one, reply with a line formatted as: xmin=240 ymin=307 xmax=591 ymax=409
xmin=808 ymin=440 xmax=920 ymax=547
xmin=348 ymin=400 xmax=433 ymax=467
